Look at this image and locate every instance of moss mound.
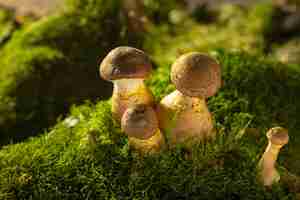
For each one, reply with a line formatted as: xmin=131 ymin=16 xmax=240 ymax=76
xmin=0 ymin=1 xmax=276 ymax=146
xmin=0 ymin=0 xmax=131 ymax=144
xmin=0 ymin=50 xmax=299 ymax=199
xmin=0 ymin=1 xmax=299 ymax=199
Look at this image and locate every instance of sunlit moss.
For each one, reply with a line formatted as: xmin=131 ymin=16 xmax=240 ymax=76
xmin=0 ymin=8 xmax=16 ymax=46
xmin=0 ymin=1 xmax=299 ymax=199
xmin=0 ymin=50 xmax=299 ymax=199
xmin=0 ymin=0 xmax=129 ymax=144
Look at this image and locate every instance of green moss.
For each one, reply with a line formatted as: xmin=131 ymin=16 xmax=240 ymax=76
xmin=0 ymin=1 xmax=299 ymax=198
xmin=0 ymin=50 xmax=299 ymax=199
xmin=214 ymin=50 xmax=300 ymax=176
xmin=0 ymin=8 xmax=17 ymax=47
xmin=0 ymin=0 xmax=131 ymax=144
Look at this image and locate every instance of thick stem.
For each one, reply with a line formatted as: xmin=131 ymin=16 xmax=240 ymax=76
xmin=114 ymin=79 xmax=144 ymax=92
xmin=111 ymin=79 xmax=154 ymax=121
xmin=261 ymin=143 xmax=280 ymax=169
xmin=258 ymin=143 xmax=282 ymax=186
xmin=157 ymin=90 xmax=214 ymax=148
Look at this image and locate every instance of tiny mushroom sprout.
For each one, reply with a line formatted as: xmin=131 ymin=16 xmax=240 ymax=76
xmin=257 ymin=127 xmax=289 ymax=186
xmin=121 ymin=104 xmax=165 ymax=155
xmin=157 ymin=52 xmax=221 ymax=149
xmin=100 ymin=46 xmax=154 ymax=121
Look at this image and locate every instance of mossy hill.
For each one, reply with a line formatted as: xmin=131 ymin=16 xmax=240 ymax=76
xmin=1 ymin=49 xmax=300 ymax=199
xmin=0 ymin=0 xmax=300 ymax=199
xmin=0 ymin=0 xmax=131 ymax=144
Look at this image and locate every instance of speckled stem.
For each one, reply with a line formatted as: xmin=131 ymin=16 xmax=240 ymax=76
xmin=258 ymin=143 xmax=282 ymax=186
xmin=111 ymin=79 xmax=154 ymax=121
xmin=157 ymin=90 xmax=214 ymax=149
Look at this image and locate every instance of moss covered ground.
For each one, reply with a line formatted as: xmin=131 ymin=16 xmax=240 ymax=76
xmin=0 ymin=0 xmax=300 ymax=199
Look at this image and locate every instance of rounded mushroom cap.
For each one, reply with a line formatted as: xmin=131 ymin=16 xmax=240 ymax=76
xmin=121 ymin=104 xmax=158 ymax=140
xmin=266 ymin=127 xmax=289 ymax=146
xmin=100 ymin=46 xmax=152 ymax=81
xmin=171 ymin=52 xmax=221 ymax=98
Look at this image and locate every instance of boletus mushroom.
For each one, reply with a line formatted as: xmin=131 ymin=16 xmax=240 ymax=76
xmin=121 ymin=104 xmax=165 ymax=155
xmin=257 ymin=127 xmax=289 ymax=186
xmin=100 ymin=46 xmax=154 ymax=121
xmin=157 ymin=52 xmax=221 ymax=149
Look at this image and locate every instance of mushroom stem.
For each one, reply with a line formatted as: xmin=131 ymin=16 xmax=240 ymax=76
xmin=112 ymin=79 xmax=154 ymax=121
xmin=157 ymin=90 xmax=214 ymax=148
xmin=257 ymin=127 xmax=289 ymax=186
xmin=113 ymin=79 xmax=144 ymax=91
xmin=258 ymin=143 xmax=281 ymax=185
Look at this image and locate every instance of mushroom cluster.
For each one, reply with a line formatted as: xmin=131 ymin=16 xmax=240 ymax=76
xmin=99 ymin=47 xmax=221 ymax=155
xmin=100 ymin=46 xmax=162 ymax=155
xmin=99 ymin=46 xmax=291 ymax=188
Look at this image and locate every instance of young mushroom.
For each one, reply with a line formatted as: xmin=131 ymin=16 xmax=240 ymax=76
xmin=257 ymin=127 xmax=289 ymax=186
xmin=121 ymin=104 xmax=165 ymax=155
xmin=157 ymin=52 xmax=221 ymax=149
xmin=100 ymin=46 xmax=154 ymax=121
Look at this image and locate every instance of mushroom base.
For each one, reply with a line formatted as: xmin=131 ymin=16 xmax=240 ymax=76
xmin=257 ymin=166 xmax=280 ymax=186
xmin=157 ymin=90 xmax=214 ymax=149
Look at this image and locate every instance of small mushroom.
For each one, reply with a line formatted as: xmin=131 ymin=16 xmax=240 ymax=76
xmin=121 ymin=104 xmax=165 ymax=155
xmin=257 ymin=127 xmax=289 ymax=186
xmin=157 ymin=52 xmax=221 ymax=149
xmin=100 ymin=46 xmax=154 ymax=121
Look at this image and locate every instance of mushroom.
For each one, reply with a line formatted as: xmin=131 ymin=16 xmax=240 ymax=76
xmin=121 ymin=104 xmax=165 ymax=155
xmin=100 ymin=46 xmax=154 ymax=121
xmin=157 ymin=52 xmax=221 ymax=148
xmin=257 ymin=127 xmax=289 ymax=186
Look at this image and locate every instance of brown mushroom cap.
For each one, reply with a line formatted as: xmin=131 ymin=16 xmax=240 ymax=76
xmin=171 ymin=52 xmax=221 ymax=98
xmin=100 ymin=46 xmax=152 ymax=81
xmin=121 ymin=104 xmax=158 ymax=140
xmin=266 ymin=127 xmax=289 ymax=146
